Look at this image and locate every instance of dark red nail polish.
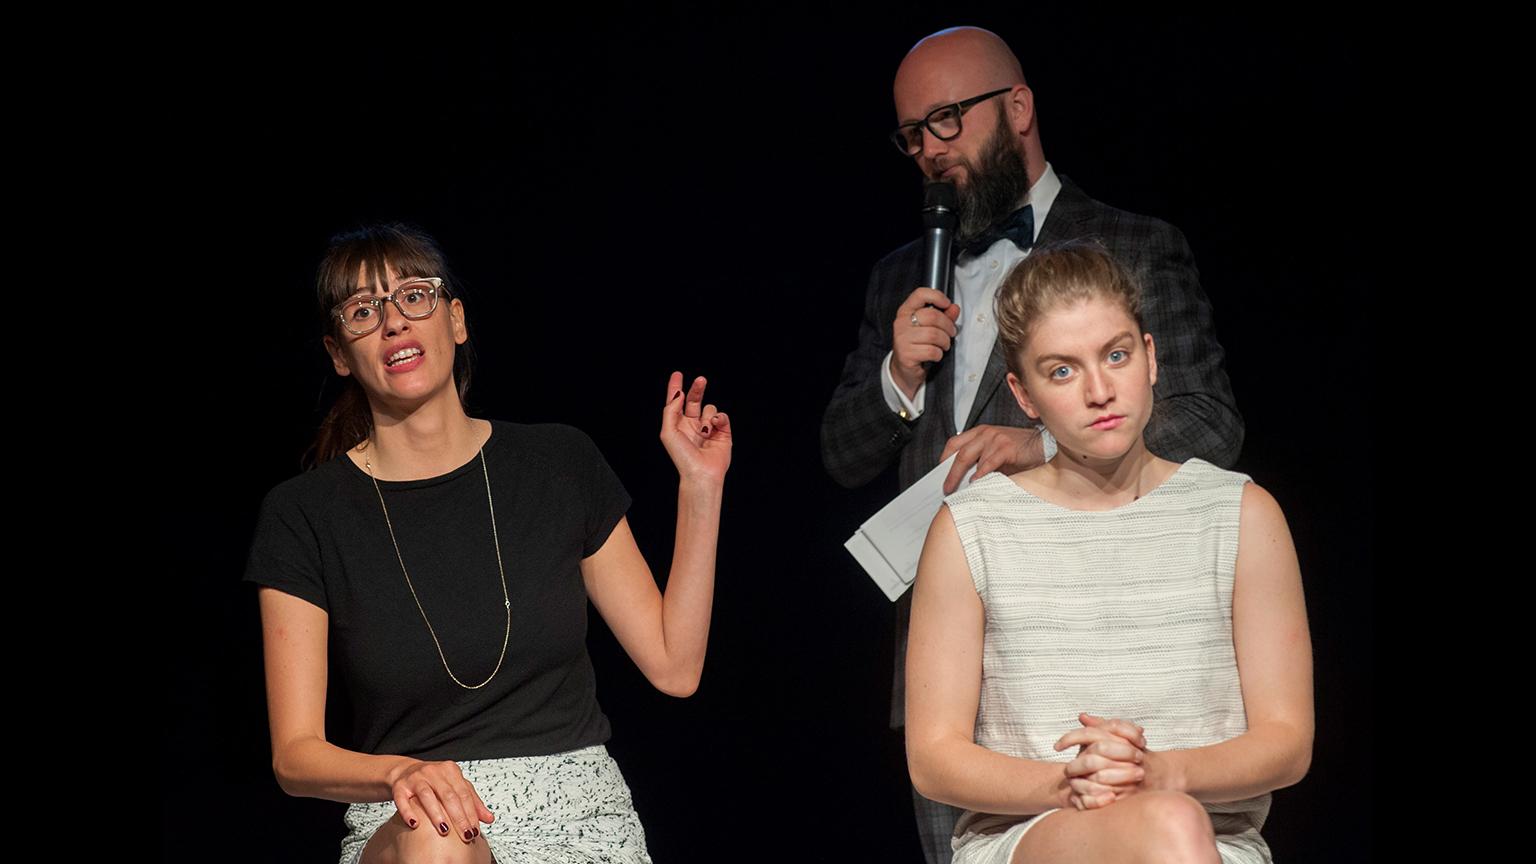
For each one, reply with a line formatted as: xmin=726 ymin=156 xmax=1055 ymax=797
xmin=439 ymin=822 xmax=449 ymax=835
xmin=464 ymin=829 xmax=474 ymax=840
xmin=407 ymin=818 xmax=417 ymax=828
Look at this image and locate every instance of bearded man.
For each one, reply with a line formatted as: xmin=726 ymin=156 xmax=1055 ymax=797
xmin=819 ymin=26 xmax=1245 ymax=864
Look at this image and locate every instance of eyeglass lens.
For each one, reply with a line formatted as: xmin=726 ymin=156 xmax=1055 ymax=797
xmin=894 ymin=105 xmax=964 ymax=155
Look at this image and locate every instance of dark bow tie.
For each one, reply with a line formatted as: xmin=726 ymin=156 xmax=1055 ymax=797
xmin=958 ymin=204 xmax=1035 ymax=258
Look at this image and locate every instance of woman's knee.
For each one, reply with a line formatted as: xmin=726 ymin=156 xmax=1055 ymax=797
xmin=359 ymin=811 xmax=493 ymax=864
xmin=1127 ymin=791 xmax=1218 ymax=864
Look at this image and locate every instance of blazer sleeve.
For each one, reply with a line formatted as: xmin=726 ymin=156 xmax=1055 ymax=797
xmin=1136 ymin=222 xmax=1245 ymax=468
xmin=820 ymin=254 xmax=918 ymax=489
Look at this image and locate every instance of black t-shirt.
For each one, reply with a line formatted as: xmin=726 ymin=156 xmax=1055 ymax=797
xmin=243 ymin=420 xmax=630 ymax=761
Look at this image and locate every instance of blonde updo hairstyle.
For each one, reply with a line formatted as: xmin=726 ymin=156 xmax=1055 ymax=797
xmin=995 ymin=240 xmax=1145 ymax=380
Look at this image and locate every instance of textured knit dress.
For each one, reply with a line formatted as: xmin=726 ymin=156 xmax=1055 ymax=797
xmin=943 ymin=459 xmax=1272 ymax=864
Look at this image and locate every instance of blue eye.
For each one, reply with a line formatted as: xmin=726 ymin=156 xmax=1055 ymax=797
xmin=1050 ymin=365 xmax=1072 ymax=380
xmin=1108 ymin=349 xmax=1128 ymax=363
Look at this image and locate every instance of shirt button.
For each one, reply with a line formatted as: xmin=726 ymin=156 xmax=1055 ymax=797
xmin=967 ymin=373 xmax=978 ymax=382
xmin=976 ymin=313 xmax=986 ymax=324
xmin=990 ymin=260 xmax=999 ymax=270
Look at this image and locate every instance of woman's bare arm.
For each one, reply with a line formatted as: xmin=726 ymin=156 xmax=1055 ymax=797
xmin=1129 ymin=483 xmax=1314 ymax=801
xmin=905 ymin=506 xmax=1115 ymax=814
xmin=581 ymin=372 xmax=730 ymax=698
xmin=258 ymin=588 xmax=492 ymax=840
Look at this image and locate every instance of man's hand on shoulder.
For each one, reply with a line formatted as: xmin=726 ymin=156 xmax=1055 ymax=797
xmin=939 ymin=424 xmax=1045 ymax=495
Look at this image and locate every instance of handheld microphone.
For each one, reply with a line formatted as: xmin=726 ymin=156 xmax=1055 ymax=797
xmin=921 ymin=181 xmax=958 ymax=301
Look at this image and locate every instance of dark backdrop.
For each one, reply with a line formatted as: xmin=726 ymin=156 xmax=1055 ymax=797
xmin=164 ymin=10 xmax=1374 ymax=862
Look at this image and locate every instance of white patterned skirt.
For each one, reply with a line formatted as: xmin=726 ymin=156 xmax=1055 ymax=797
xmin=339 ymin=745 xmax=652 ymax=864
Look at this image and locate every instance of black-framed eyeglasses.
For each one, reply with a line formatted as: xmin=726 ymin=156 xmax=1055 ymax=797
xmin=330 ymin=277 xmax=447 ymax=336
xmin=890 ymin=88 xmax=1012 ymax=157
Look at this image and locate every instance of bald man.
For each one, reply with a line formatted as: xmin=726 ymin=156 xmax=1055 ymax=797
xmin=819 ymin=28 xmax=1243 ymax=864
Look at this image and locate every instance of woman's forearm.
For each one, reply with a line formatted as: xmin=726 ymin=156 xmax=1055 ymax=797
xmin=655 ymin=477 xmax=723 ymax=696
xmin=909 ymin=734 xmax=1069 ymax=815
xmin=1145 ymin=720 xmax=1313 ymax=803
xmin=273 ymin=735 xmax=418 ymax=803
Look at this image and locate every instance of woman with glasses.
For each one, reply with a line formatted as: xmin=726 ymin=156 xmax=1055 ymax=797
xmin=244 ymin=223 xmax=730 ymax=864
xmin=904 ymin=242 xmax=1312 ymax=864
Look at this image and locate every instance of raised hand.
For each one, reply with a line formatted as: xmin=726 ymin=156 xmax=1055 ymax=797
xmin=660 ymin=371 xmax=732 ymax=486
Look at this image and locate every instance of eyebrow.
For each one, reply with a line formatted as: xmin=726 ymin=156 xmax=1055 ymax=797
xmin=897 ymin=101 xmax=953 ymax=125
xmin=1034 ymin=331 xmax=1136 ymax=368
xmin=342 ymin=277 xmax=431 ymax=302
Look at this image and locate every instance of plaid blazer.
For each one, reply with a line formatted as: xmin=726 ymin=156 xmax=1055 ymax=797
xmin=819 ymin=175 xmax=1244 ymax=726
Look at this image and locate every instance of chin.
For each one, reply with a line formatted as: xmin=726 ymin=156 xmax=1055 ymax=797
xmin=1064 ymin=438 xmax=1138 ymax=463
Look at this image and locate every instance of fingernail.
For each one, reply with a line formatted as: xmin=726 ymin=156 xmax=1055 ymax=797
xmin=439 ymin=823 xmax=449 ymax=835
xmin=473 ymin=828 xmax=481 ymax=838
xmin=701 ymin=426 xmax=710 ymax=435
xmin=464 ymin=829 xmax=474 ymax=840
xmin=407 ymin=818 xmax=417 ymax=828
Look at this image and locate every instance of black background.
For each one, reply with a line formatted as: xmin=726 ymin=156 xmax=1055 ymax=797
xmin=164 ymin=9 xmax=1374 ymax=862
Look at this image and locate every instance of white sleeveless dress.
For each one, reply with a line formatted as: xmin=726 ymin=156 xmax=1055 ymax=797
xmin=943 ymin=459 xmax=1272 ymax=864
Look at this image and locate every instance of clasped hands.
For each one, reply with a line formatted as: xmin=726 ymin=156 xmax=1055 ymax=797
xmin=1054 ymin=713 xmax=1154 ymax=811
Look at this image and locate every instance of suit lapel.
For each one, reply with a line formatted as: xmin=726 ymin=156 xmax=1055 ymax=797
xmin=964 ymin=341 xmax=1008 ymax=430
xmin=1035 ymin=174 xmax=1095 ymax=245
xmin=932 ymin=350 xmax=959 ymax=439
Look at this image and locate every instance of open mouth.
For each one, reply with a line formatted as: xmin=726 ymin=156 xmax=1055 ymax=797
xmin=386 ymin=347 xmax=423 ymax=367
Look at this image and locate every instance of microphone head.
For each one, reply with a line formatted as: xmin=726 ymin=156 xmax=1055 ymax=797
xmin=922 ymin=181 xmax=959 ymax=230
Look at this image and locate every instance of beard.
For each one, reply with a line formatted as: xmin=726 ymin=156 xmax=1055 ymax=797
xmin=946 ymin=118 xmax=1033 ymax=246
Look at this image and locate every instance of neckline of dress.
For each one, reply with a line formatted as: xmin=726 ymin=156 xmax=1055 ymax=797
xmin=992 ymin=459 xmax=1195 ymax=515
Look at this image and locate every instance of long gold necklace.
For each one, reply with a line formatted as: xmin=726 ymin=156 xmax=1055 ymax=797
xmin=363 ymin=443 xmax=512 ymax=690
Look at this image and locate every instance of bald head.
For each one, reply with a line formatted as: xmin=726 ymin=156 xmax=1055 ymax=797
xmin=895 ymin=27 xmax=1024 ymax=103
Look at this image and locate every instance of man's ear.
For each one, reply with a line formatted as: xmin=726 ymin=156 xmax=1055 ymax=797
xmin=1005 ymin=84 xmax=1035 ymax=136
xmin=1144 ymin=331 xmax=1157 ymax=389
xmin=1007 ymin=371 xmax=1039 ymax=420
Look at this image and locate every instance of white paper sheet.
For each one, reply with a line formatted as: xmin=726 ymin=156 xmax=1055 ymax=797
xmin=843 ymin=454 xmax=978 ymax=601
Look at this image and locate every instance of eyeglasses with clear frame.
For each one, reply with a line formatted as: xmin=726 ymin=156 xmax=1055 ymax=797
xmin=890 ymin=88 xmax=1013 ymax=157
xmin=330 ymin=277 xmax=448 ymax=336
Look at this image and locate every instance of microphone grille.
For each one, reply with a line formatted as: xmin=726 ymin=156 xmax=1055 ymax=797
xmin=922 ymin=181 xmax=959 ymax=229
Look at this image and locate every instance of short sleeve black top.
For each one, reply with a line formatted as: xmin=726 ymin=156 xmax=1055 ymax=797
xmin=243 ymin=421 xmax=631 ymax=761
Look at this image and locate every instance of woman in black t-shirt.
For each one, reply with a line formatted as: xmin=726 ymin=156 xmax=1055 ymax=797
xmin=245 ymin=224 xmax=730 ymax=864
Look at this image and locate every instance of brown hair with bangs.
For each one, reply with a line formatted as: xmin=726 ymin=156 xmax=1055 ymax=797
xmin=995 ymin=239 xmax=1144 ymax=379
xmin=305 ymin=223 xmax=475 ymax=468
